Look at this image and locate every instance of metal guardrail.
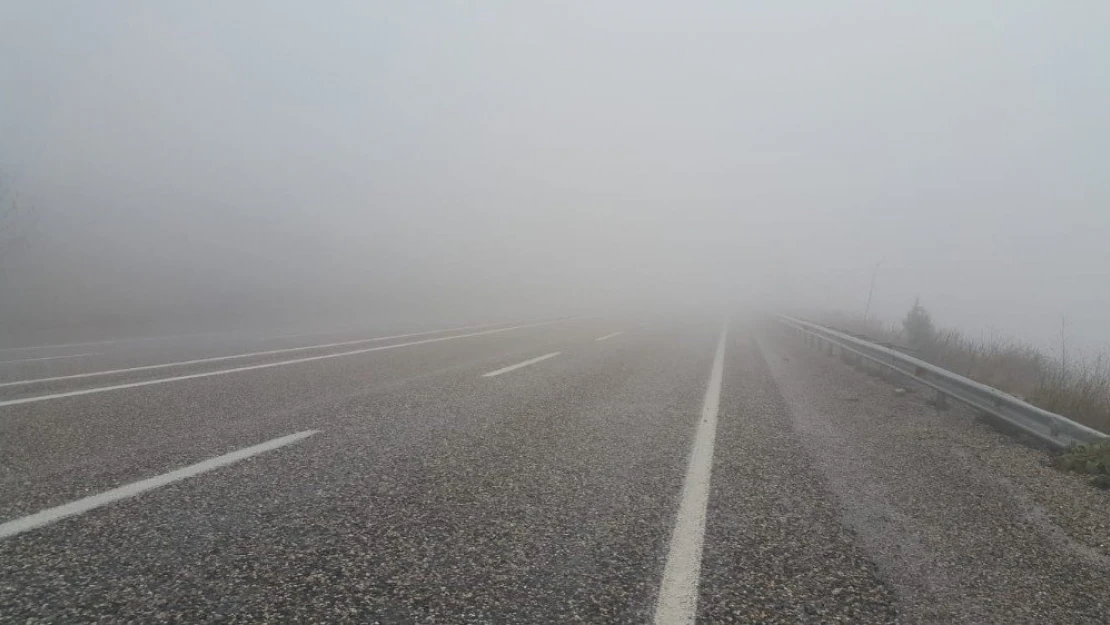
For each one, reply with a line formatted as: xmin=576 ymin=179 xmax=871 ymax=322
xmin=777 ymin=315 xmax=1108 ymax=450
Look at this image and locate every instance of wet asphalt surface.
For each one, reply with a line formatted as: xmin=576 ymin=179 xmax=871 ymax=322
xmin=1 ymin=317 xmax=1107 ymax=623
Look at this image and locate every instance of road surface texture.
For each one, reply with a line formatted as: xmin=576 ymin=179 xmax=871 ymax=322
xmin=1 ymin=316 xmax=1107 ymax=623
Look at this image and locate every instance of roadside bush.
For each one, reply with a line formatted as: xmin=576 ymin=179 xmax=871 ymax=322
xmin=902 ymin=298 xmax=935 ymax=351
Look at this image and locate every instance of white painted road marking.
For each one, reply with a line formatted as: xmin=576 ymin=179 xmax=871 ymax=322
xmin=654 ymin=321 xmax=729 ymax=625
xmin=0 ymin=319 xmax=570 ymax=408
xmin=0 ymin=430 xmax=319 ymax=540
xmin=481 ymin=352 xmax=561 ymax=377
xmin=596 ymin=331 xmax=623 ymax=341
xmin=0 ymin=329 xmax=256 ymax=354
xmin=0 ymin=320 xmax=517 ymax=389
xmin=0 ymin=353 xmax=101 ymax=365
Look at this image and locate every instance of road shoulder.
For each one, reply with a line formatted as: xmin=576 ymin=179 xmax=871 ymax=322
xmin=757 ymin=324 xmax=1110 ymax=624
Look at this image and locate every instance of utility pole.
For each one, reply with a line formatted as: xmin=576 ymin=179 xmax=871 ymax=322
xmin=1060 ymin=315 xmax=1068 ymax=376
xmin=863 ymin=259 xmax=882 ymax=320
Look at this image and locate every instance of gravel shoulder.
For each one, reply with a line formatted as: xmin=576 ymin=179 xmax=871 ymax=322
xmin=757 ymin=323 xmax=1110 ymax=624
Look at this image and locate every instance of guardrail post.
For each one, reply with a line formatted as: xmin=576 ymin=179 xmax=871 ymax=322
xmin=877 ymin=360 xmax=891 ymax=382
xmin=933 ymin=389 xmax=949 ymax=410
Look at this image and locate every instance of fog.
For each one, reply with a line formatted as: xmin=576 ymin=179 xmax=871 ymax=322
xmin=2 ymin=2 xmax=1108 ymax=352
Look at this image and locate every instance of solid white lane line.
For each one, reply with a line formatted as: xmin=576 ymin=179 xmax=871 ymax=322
xmin=654 ymin=321 xmax=729 ymax=625
xmin=0 ymin=320 xmax=520 ymax=389
xmin=0 ymin=330 xmax=247 ymax=353
xmin=0 ymin=353 xmax=101 ymax=364
xmin=0 ymin=319 xmax=568 ymax=408
xmin=481 ymin=352 xmax=561 ymax=377
xmin=596 ymin=331 xmax=623 ymax=341
xmin=0 ymin=430 xmax=319 ymax=540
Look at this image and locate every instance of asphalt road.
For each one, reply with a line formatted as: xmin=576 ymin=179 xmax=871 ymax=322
xmin=1 ymin=316 xmax=1107 ymax=623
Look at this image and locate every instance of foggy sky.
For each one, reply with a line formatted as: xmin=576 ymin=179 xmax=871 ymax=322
xmin=2 ymin=2 xmax=1109 ymax=352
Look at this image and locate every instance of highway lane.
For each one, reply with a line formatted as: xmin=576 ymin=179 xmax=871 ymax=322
xmin=0 ymin=328 xmax=338 ymax=380
xmin=0 ymin=322 xmax=421 ymax=359
xmin=2 ymin=316 xmax=1107 ymax=623
xmin=0 ymin=318 xmax=553 ymax=386
xmin=1 ymin=316 xmax=707 ymax=622
xmin=0 ymin=318 xmax=584 ymax=404
xmin=0 ymin=317 xmax=614 ymax=516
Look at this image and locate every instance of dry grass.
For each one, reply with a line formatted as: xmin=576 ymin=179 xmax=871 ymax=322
xmin=820 ymin=311 xmax=901 ymax=344
xmin=817 ymin=313 xmax=1110 ymax=435
xmin=1030 ymin=356 xmax=1110 ymax=435
xmin=1056 ymin=440 xmax=1110 ymax=488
